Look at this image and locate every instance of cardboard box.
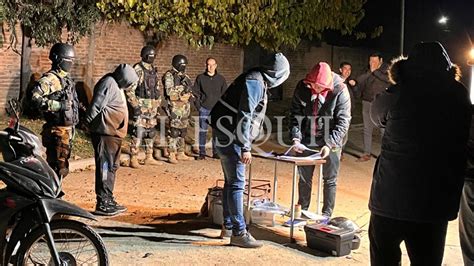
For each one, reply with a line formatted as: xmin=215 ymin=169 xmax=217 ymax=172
xmin=304 ymin=223 xmax=354 ymax=256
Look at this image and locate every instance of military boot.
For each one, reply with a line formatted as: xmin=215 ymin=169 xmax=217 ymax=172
xmin=168 ymin=152 xmax=178 ymax=164
xmin=176 ymin=152 xmax=193 ymax=161
xmin=144 ymin=153 xmax=163 ymax=165
xmin=153 ymin=149 xmax=165 ymax=161
xmin=163 ymin=148 xmax=170 ymax=158
xmin=129 ymin=154 xmax=141 ymax=168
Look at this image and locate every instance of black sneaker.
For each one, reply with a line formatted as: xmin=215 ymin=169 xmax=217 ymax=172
xmin=197 ymin=154 xmax=206 ymax=160
xmin=94 ymin=200 xmax=127 ymax=216
xmin=212 ymin=154 xmax=220 ymax=159
xmin=110 ymin=198 xmax=127 ymax=213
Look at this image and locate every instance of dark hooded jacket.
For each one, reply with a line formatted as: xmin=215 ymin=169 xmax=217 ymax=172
xmin=355 ymin=62 xmax=390 ymax=102
xmin=289 ymin=72 xmax=351 ymax=148
xmin=209 ymin=53 xmax=290 ymax=152
xmin=86 ymin=64 xmax=139 ymax=138
xmin=369 ymin=42 xmax=471 ymax=222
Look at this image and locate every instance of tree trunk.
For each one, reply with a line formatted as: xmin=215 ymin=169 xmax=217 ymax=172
xmin=19 ymin=31 xmax=31 ymax=101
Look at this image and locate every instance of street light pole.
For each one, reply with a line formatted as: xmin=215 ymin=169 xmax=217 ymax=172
xmin=400 ymin=0 xmax=405 ymax=55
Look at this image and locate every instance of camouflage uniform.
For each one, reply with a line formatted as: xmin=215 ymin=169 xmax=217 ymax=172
xmin=32 ymin=69 xmax=78 ymax=178
xmin=125 ymin=62 xmax=162 ymax=158
xmin=162 ymin=69 xmax=193 ymax=154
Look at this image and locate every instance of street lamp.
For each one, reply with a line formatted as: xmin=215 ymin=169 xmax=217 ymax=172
xmin=469 ymin=47 xmax=474 ymax=104
xmin=438 ymin=16 xmax=448 ymax=25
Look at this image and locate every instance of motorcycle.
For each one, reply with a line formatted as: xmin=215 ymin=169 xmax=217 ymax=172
xmin=0 ymin=100 xmax=108 ymax=265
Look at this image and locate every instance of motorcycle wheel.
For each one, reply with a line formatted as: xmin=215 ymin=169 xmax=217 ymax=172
xmin=15 ymin=219 xmax=108 ymax=266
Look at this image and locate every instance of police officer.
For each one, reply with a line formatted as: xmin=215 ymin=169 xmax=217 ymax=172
xmin=32 ymin=43 xmax=79 ymax=178
xmin=125 ymin=45 xmax=163 ymax=168
xmin=162 ymin=54 xmax=194 ymax=164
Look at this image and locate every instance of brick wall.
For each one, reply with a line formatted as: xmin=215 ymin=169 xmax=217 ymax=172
xmin=1 ymin=22 xmax=371 ymax=114
xmin=0 ymin=25 xmax=22 ymax=112
xmin=0 ymin=22 xmax=244 ymax=112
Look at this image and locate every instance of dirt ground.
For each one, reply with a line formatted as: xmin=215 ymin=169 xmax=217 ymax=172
xmin=59 ymin=147 xmax=464 ymax=265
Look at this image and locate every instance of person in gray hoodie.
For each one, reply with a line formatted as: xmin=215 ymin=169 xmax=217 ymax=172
xmin=86 ymin=64 xmax=139 ymax=216
xmin=209 ymin=53 xmax=290 ymax=248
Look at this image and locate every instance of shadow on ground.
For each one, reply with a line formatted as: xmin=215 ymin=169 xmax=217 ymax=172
xmin=94 ymin=211 xmax=333 ymax=258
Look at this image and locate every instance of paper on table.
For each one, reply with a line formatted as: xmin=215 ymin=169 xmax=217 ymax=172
xmin=278 ymin=152 xmax=322 ymax=161
xmin=257 ymin=144 xmax=322 ymax=161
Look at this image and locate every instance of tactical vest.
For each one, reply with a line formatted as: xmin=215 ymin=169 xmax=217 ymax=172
xmin=135 ymin=63 xmax=159 ymax=100
xmin=168 ymin=69 xmax=192 ymax=90
xmin=43 ymin=71 xmax=79 ymax=127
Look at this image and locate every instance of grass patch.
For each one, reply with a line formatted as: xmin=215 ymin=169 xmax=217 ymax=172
xmin=0 ymin=117 xmax=94 ymax=160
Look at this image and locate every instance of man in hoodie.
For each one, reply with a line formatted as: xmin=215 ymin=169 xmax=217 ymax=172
xmin=209 ymin=53 xmax=290 ymax=248
xmin=353 ymin=52 xmax=390 ymax=162
xmin=369 ymin=42 xmax=471 ymax=265
xmin=86 ymin=64 xmax=139 ymax=216
xmin=289 ymin=62 xmax=351 ymax=219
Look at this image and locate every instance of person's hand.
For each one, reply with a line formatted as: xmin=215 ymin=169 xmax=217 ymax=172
xmin=292 ymin=140 xmax=305 ymax=153
xmin=180 ymin=93 xmax=191 ymax=102
xmin=320 ymin=146 xmax=331 ymax=159
xmin=241 ymin=151 xmax=252 ymax=164
xmin=348 ymin=79 xmax=356 ymax=87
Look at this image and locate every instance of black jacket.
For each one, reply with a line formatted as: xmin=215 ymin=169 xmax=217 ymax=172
xmin=289 ymin=73 xmax=351 ymax=148
xmin=369 ymin=57 xmax=471 ymax=222
xmin=193 ymin=72 xmax=227 ymax=110
xmin=354 ymin=63 xmax=390 ymax=102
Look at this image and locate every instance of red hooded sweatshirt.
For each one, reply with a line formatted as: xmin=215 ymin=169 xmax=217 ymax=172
xmin=303 ymin=62 xmax=333 ymax=135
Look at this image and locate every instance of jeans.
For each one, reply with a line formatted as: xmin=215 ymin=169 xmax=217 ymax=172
xmin=198 ymin=107 xmax=216 ymax=156
xmin=362 ymin=100 xmax=384 ymax=155
xmin=91 ymin=134 xmax=122 ymax=203
xmin=297 ymin=148 xmax=341 ymax=216
xmin=213 ymin=129 xmax=246 ymax=235
xmin=369 ymin=213 xmax=448 ymax=266
xmin=460 ymin=179 xmax=474 ymax=265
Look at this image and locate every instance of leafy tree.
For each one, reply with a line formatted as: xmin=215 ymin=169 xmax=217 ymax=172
xmin=3 ymin=0 xmax=100 ymax=48
xmin=96 ymin=0 xmax=381 ymax=50
xmin=1 ymin=0 xmax=100 ymax=99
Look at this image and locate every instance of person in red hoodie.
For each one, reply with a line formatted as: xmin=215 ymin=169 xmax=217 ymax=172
xmin=289 ymin=62 xmax=351 ymax=218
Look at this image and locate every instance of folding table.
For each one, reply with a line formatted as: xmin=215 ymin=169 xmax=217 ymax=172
xmin=247 ymin=153 xmax=326 ymax=242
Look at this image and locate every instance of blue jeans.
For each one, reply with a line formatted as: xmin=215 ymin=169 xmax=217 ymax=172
xmin=198 ymin=107 xmax=216 ymax=156
xmin=298 ymin=148 xmax=341 ymax=217
xmin=213 ymin=129 xmax=246 ymax=235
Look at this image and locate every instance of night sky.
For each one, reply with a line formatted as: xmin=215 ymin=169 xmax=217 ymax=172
xmin=359 ymin=0 xmax=474 ymax=85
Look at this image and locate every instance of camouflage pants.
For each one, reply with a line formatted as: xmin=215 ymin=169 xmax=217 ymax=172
xmin=167 ymin=127 xmax=187 ymax=153
xmin=41 ymin=125 xmax=73 ymax=178
xmin=130 ymin=126 xmax=157 ymax=155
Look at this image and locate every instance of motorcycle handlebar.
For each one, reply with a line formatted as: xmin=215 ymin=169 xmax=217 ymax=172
xmin=0 ymin=130 xmax=22 ymax=142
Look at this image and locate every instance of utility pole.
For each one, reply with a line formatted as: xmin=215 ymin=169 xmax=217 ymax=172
xmin=400 ymin=0 xmax=405 ymax=55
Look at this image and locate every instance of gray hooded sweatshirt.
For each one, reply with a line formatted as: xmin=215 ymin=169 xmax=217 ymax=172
xmin=86 ymin=64 xmax=139 ymax=138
